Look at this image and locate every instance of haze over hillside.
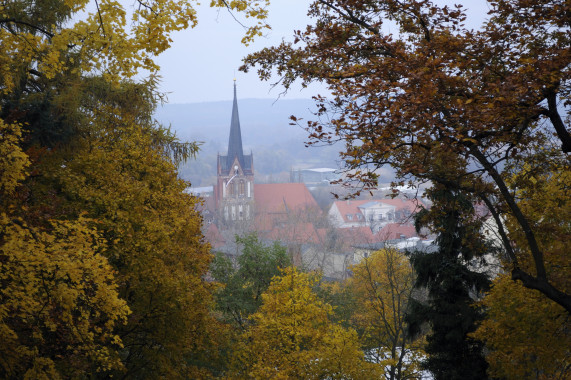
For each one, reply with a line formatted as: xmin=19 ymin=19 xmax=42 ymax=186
xmin=154 ymin=99 xmax=346 ymax=186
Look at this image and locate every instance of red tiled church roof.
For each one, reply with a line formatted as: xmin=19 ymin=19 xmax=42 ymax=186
xmin=254 ymin=183 xmax=321 ymax=236
xmin=254 ymin=183 xmax=319 ymax=213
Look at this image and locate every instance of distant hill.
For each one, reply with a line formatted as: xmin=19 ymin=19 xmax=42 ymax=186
xmin=154 ymin=98 xmax=317 ymax=148
xmin=154 ymin=99 xmax=345 ymax=186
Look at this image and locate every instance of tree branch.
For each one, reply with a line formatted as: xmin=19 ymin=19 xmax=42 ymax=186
xmin=546 ymin=90 xmax=571 ymax=153
xmin=0 ymin=18 xmax=54 ymax=38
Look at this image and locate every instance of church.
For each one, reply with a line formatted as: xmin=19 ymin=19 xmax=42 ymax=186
xmin=211 ymin=82 xmax=322 ymax=240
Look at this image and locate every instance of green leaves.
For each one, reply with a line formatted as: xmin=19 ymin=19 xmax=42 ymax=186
xmin=211 ymin=233 xmax=291 ymax=328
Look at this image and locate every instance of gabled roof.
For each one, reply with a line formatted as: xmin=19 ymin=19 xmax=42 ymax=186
xmin=254 ymin=183 xmax=321 ymax=232
xmin=254 ymin=183 xmax=319 ymax=213
xmin=332 ymin=198 xmax=423 ymax=223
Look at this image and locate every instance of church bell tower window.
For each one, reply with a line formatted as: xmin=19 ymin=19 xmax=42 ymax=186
xmin=239 ymin=180 xmax=245 ymax=196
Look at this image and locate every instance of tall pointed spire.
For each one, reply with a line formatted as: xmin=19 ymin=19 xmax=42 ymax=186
xmin=227 ymin=80 xmax=245 ymax=169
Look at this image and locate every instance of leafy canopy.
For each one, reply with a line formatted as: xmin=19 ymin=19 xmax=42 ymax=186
xmin=230 ymin=267 xmax=378 ymax=379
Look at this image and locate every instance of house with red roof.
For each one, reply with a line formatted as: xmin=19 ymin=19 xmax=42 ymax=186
xmin=328 ymin=198 xmax=423 ymax=233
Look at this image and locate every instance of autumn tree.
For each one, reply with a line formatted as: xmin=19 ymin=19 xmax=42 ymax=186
xmin=407 ymin=185 xmax=491 ymax=380
xmin=1 ymin=0 xmax=270 ymax=377
xmin=230 ymin=267 xmax=378 ymax=379
xmin=0 ymin=125 xmax=130 ymax=378
xmin=242 ymin=0 xmax=571 ymax=312
xmin=349 ymin=248 xmax=424 ymax=380
xmin=471 ymin=154 xmax=570 ymax=380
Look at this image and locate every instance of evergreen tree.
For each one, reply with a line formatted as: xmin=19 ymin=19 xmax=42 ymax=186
xmin=406 ymin=185 xmax=491 ymax=380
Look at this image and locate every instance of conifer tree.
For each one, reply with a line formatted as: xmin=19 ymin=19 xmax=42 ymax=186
xmin=406 ymin=185 xmax=491 ymax=380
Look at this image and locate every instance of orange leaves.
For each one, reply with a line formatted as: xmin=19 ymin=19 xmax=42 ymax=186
xmin=243 ymin=0 xmax=571 ymax=311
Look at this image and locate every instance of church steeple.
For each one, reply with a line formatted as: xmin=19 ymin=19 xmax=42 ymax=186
xmin=215 ymin=80 xmax=255 ymax=224
xmin=227 ymin=80 xmax=245 ymax=170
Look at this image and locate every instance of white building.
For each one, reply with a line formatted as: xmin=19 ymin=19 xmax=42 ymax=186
xmin=328 ymin=198 xmax=423 ymax=233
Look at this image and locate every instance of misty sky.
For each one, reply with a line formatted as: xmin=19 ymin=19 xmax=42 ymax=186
xmin=154 ymin=1 xmax=491 ymax=104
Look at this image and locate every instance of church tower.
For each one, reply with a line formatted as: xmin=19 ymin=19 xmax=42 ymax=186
xmin=216 ymin=81 xmax=254 ymax=224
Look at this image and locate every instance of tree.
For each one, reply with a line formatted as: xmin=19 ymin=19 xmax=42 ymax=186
xmin=211 ymin=233 xmax=291 ymax=329
xmin=471 ymin=154 xmax=570 ymax=380
xmin=406 ymin=185 xmax=491 ymax=380
xmin=349 ymin=248 xmax=424 ymax=380
xmin=0 ymin=118 xmax=130 ymax=378
xmin=1 ymin=0 xmax=271 ymax=377
xmin=230 ymin=267 xmax=378 ymax=379
xmin=242 ymin=0 xmax=571 ymax=312
xmin=471 ymin=273 xmax=570 ymax=380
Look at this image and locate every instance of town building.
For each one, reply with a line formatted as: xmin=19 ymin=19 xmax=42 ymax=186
xmin=211 ymin=83 xmax=321 ymax=237
xmin=290 ymin=167 xmax=341 ymax=185
xmin=200 ymin=82 xmax=431 ymax=279
xmin=328 ymin=198 xmax=423 ymax=233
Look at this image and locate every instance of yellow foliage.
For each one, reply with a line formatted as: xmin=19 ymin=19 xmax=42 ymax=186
xmin=349 ymin=249 xmax=425 ymax=379
xmin=0 ymin=119 xmax=29 ymax=196
xmin=0 ymin=214 xmax=130 ymax=378
xmin=46 ymin=96 xmax=217 ymax=376
xmin=0 ymin=0 xmax=271 ymax=376
xmin=0 ymin=0 xmax=270 ymax=94
xmin=505 ymin=159 xmax=570 ymax=291
xmin=474 ymin=157 xmax=571 ymax=379
xmin=472 ymin=273 xmax=570 ymax=380
xmin=230 ymin=267 xmax=378 ymax=379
